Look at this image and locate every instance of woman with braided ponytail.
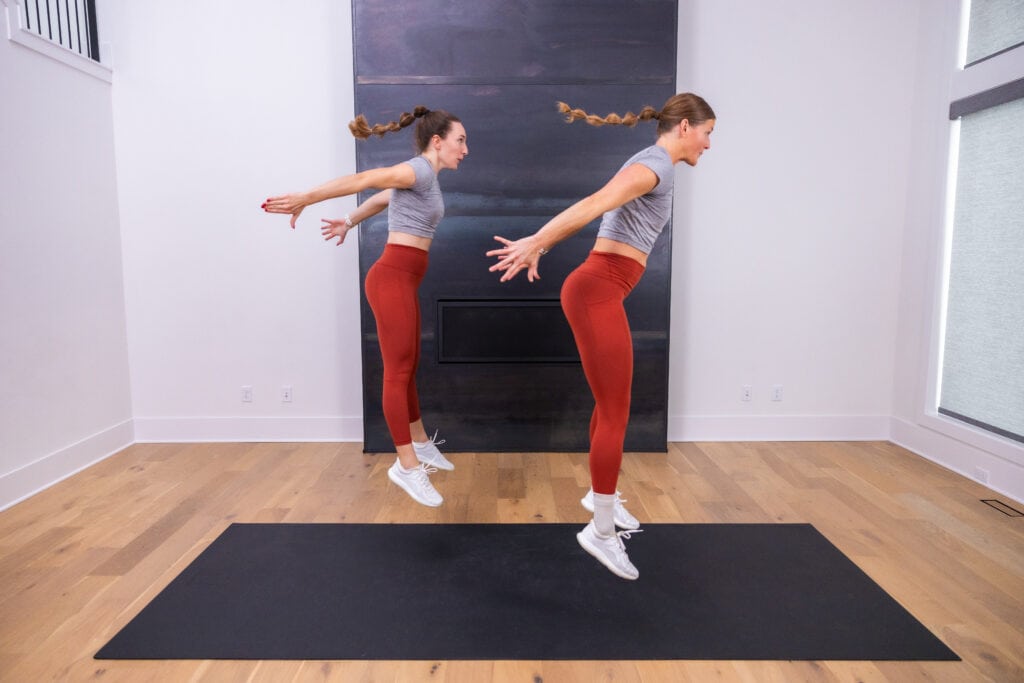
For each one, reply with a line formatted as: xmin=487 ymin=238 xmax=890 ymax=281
xmin=488 ymin=93 xmax=715 ymax=579
xmin=263 ymin=106 xmax=468 ymax=507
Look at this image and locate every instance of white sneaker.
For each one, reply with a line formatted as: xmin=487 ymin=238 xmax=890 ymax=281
xmin=576 ymin=521 xmax=641 ymax=580
xmin=581 ymin=489 xmax=640 ymax=530
xmin=387 ymin=460 xmax=443 ymax=507
xmin=413 ymin=430 xmax=454 ymax=471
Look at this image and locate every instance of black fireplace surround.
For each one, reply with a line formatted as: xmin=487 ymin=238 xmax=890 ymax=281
xmin=353 ymin=0 xmax=677 ymax=452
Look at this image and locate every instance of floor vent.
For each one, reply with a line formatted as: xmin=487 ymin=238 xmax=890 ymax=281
xmin=981 ymin=499 xmax=1024 ymax=517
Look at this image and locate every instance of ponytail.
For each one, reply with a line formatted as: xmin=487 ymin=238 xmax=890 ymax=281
xmin=348 ymin=106 xmax=461 ymax=153
xmin=556 ymin=93 xmax=714 ymax=135
xmin=556 ymin=101 xmax=658 ymax=128
xmin=348 ymin=105 xmax=432 ymax=139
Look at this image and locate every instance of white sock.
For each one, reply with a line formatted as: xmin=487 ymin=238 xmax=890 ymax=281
xmin=592 ymin=492 xmax=616 ymax=537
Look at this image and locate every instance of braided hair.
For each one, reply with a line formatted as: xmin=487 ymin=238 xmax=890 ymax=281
xmin=557 ymin=93 xmax=714 ymax=135
xmin=348 ymin=106 xmax=461 ymax=153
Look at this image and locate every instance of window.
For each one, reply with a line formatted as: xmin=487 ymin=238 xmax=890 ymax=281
xmin=939 ymin=0 xmax=1024 ymax=444
xmin=965 ymin=0 xmax=1024 ymax=65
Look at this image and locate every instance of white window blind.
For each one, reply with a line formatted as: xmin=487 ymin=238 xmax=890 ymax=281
xmin=940 ymin=0 xmax=1024 ymax=444
xmin=939 ymin=96 xmax=1024 ymax=444
xmin=966 ymin=0 xmax=1024 ymax=65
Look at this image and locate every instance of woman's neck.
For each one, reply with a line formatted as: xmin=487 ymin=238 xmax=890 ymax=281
xmin=655 ymin=136 xmax=683 ymax=165
xmin=420 ymin=150 xmax=441 ymax=173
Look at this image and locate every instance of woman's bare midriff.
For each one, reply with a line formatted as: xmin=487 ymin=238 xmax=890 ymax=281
xmin=387 ymin=231 xmax=433 ymax=252
xmin=592 ymin=237 xmax=647 ymax=267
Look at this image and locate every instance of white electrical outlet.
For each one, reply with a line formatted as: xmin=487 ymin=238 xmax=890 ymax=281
xmin=741 ymin=385 xmax=752 ymax=402
xmin=974 ymin=466 xmax=990 ymax=484
xmin=771 ymin=385 xmax=783 ymax=402
xmin=281 ymin=385 xmax=293 ymax=403
xmin=241 ymin=385 xmax=253 ymax=403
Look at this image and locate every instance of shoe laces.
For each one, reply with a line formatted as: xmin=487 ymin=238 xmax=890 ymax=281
xmin=407 ymin=465 xmax=438 ymax=495
xmin=424 ymin=429 xmax=446 ymax=448
xmin=412 ymin=463 xmax=438 ymax=481
xmin=612 ymin=528 xmax=642 ymax=552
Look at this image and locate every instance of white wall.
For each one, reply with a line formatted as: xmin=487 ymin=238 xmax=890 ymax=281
xmin=671 ymin=0 xmax=1023 ymax=500
xmin=668 ymin=0 xmax=921 ymax=440
xmin=103 ymin=0 xmax=363 ymax=441
xmin=0 ymin=1 xmax=133 ymax=508
xmin=109 ymin=0 xmax=919 ymax=445
xmin=3 ymin=0 xmax=1020 ymax=506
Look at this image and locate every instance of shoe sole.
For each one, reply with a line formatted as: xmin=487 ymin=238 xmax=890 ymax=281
xmin=576 ymin=531 xmax=638 ymax=580
xmin=388 ymin=467 xmax=443 ymax=507
xmin=580 ymin=497 xmax=640 ymax=530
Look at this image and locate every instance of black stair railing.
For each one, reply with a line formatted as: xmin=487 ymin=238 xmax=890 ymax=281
xmin=21 ymin=0 xmax=99 ymax=62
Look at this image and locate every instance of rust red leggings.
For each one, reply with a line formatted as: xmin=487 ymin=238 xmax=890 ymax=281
xmin=561 ymin=251 xmax=645 ymax=495
xmin=364 ymin=243 xmax=428 ymax=447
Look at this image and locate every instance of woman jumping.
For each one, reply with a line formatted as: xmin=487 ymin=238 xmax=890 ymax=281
xmin=264 ymin=106 xmax=468 ymax=507
xmin=488 ymin=93 xmax=715 ymax=578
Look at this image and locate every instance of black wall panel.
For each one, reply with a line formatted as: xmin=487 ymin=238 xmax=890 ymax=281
xmin=354 ymin=1 xmax=677 ymax=452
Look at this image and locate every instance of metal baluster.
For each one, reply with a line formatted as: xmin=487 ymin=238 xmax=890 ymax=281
xmin=86 ymin=0 xmax=98 ymax=61
xmin=64 ymin=0 xmax=72 ymax=52
xmin=74 ymin=0 xmax=83 ymax=56
xmin=56 ymin=0 xmax=63 ymax=47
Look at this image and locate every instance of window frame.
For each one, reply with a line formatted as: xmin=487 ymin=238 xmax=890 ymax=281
xmin=920 ymin=0 xmax=1024 ymax=463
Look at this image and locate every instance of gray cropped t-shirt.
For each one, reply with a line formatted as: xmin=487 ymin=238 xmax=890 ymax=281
xmin=388 ymin=156 xmax=443 ymax=239
xmin=596 ymin=145 xmax=675 ymax=254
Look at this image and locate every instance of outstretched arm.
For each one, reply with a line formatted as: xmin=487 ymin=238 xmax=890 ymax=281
xmin=487 ymin=163 xmax=658 ymax=282
xmin=320 ymin=190 xmax=392 ymax=246
xmin=263 ymin=163 xmax=416 ymax=229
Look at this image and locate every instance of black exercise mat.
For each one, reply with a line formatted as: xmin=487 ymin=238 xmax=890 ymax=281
xmin=96 ymin=523 xmax=958 ymax=661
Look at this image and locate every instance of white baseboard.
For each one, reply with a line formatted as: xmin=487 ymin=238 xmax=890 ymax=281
xmin=890 ymin=416 xmax=1024 ymax=505
xmin=667 ymin=414 xmax=890 ymax=442
xmin=133 ymin=416 xmax=364 ymax=443
xmin=9 ymin=414 xmax=1019 ymax=512
xmin=0 ymin=419 xmax=134 ymax=511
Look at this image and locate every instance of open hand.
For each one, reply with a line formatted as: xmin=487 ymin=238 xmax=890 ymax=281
xmin=321 ymin=218 xmax=354 ymax=246
xmin=487 ymin=235 xmax=542 ymax=283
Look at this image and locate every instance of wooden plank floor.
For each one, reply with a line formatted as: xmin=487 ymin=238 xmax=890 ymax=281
xmin=1 ymin=441 xmax=1022 ymax=682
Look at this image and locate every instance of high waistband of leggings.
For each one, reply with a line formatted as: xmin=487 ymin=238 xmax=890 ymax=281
xmin=579 ymin=250 xmax=645 ymax=290
xmin=376 ymin=242 xmax=429 ymax=276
